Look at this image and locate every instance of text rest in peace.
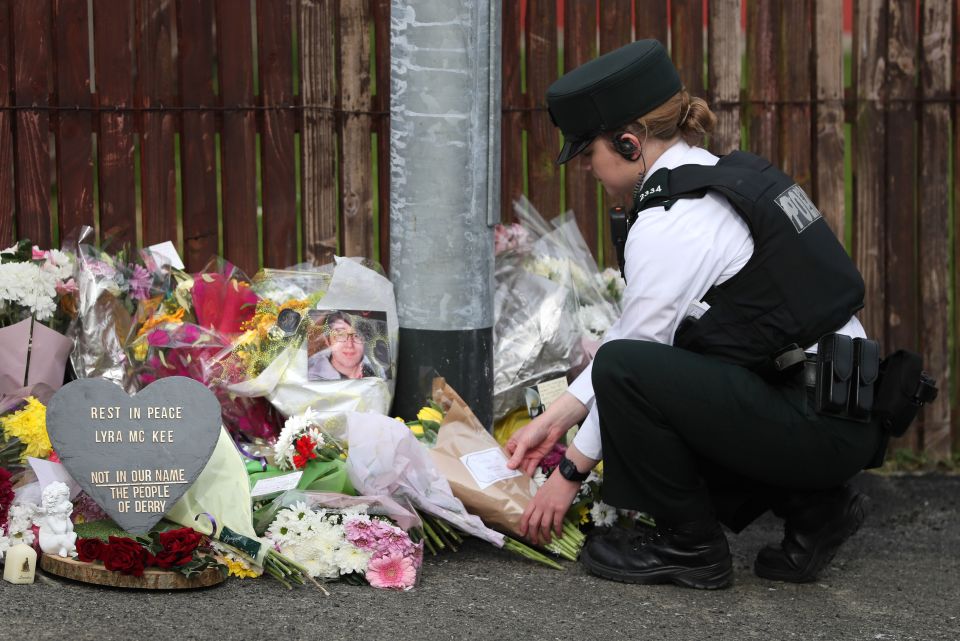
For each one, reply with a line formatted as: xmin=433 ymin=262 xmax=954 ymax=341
xmin=90 ymin=406 xmax=183 ymax=420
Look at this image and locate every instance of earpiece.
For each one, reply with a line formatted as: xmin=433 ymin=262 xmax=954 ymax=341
xmin=613 ymin=133 xmax=640 ymax=160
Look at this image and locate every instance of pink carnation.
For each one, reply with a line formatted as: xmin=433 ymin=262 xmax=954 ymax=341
xmin=147 ymin=329 xmax=170 ymax=347
xmin=31 ymin=246 xmax=47 ymax=260
xmin=344 ymin=519 xmax=377 ymax=551
xmin=365 ymin=552 xmax=417 ymax=590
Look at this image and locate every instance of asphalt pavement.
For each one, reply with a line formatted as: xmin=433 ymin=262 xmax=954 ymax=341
xmin=2 ymin=472 xmax=957 ymax=641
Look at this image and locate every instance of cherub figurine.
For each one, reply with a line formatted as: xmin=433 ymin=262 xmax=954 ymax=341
xmin=36 ymin=482 xmax=77 ymax=558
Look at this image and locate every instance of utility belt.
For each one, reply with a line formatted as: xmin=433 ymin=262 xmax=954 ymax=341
xmin=785 ymin=334 xmax=938 ymax=436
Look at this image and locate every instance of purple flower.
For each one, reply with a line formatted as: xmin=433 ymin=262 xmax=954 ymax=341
xmin=147 ymin=329 xmax=170 ymax=347
xmin=128 ymin=264 xmax=153 ymax=300
xmin=541 ymin=443 xmax=567 ymax=470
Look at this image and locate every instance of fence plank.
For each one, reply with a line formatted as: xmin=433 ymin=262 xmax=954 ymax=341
xmin=813 ymin=0 xmax=845 ymax=237
xmin=707 ymin=0 xmax=741 ymax=155
xmin=137 ymin=0 xmax=178 ymax=249
xmin=215 ymin=0 xmax=258 ymax=275
xmin=0 ymin=0 xmax=15 ymax=247
xmin=745 ymin=0 xmax=778 ymax=163
xmin=92 ymin=0 xmax=135 ymax=247
xmin=300 ymin=0 xmax=338 ymax=265
xmin=636 ymin=0 xmax=668 ymax=44
xmin=525 ymin=0 xmax=560 ymax=222
xmin=955 ymin=0 xmax=960 ymax=453
xmin=779 ymin=1 xmax=812 ymax=193
xmin=500 ymin=0 xmax=523 ymax=223
xmin=885 ymin=0 xmax=920 ymax=451
xmin=371 ymin=0 xmax=390 ymax=270
xmin=257 ymin=0 xmax=297 ymax=268
xmin=671 ymin=0 xmax=704 ymax=97
xmin=339 ymin=0 xmax=373 ymax=259
xmin=12 ymin=0 xmax=52 ymax=248
xmin=53 ymin=0 xmax=94 ymax=241
xmin=598 ymin=0 xmax=634 ymax=268
xmin=918 ymin=0 xmax=951 ymax=460
xmin=177 ymin=0 xmax=218 ymax=272
xmin=563 ymin=0 xmax=597 ymax=258
xmin=852 ymin=0 xmax=887 ymax=348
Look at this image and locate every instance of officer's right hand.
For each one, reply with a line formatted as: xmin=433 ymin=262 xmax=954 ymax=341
xmin=505 ymin=415 xmax=560 ymax=477
xmin=505 ymin=392 xmax=588 ymax=476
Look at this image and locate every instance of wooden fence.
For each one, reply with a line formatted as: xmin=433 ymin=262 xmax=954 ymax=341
xmin=0 ymin=0 xmax=956 ymax=457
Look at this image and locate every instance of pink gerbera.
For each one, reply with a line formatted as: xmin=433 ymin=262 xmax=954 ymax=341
xmin=365 ymin=552 xmax=417 ymax=590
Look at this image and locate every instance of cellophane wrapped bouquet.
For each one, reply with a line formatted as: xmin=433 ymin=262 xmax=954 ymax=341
xmin=492 ymin=196 xmax=623 ymax=421
xmin=210 ymin=257 xmax=399 ymax=422
xmin=124 ymin=258 xmax=281 ymax=442
xmin=254 ymin=491 xmax=423 ymax=590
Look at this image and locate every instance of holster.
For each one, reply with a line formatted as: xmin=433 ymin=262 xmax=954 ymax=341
xmin=814 ymin=334 xmax=880 ymax=422
xmin=872 ymin=350 xmax=939 ymax=437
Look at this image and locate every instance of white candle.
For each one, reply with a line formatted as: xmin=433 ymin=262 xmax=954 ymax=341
xmin=3 ymin=544 xmax=37 ymax=584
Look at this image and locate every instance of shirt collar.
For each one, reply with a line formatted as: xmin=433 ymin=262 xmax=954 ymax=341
xmin=641 ymin=139 xmax=693 ymax=187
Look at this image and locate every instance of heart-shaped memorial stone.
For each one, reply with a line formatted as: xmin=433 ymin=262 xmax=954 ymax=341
xmin=46 ymin=377 xmax=222 ymax=535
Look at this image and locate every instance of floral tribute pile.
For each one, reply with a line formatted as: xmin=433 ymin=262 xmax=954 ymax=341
xmin=0 ymin=222 xmax=623 ymax=593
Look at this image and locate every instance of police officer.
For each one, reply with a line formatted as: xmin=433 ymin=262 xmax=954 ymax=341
xmin=505 ymin=40 xmax=884 ymax=589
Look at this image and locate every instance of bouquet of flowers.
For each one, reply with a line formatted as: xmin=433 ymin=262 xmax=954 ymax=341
xmin=0 ymin=240 xmax=77 ymax=396
xmin=68 ymin=226 xmax=168 ymax=389
xmin=214 ymin=258 xmax=399 ymax=420
xmin=125 ymin=260 xmax=281 ymax=442
xmin=492 ymin=197 xmax=621 ymax=421
xmin=425 ymin=379 xmax=586 ymax=561
xmin=258 ymin=492 xmax=423 ymax=589
xmin=75 ymin=526 xmax=225 ymax=579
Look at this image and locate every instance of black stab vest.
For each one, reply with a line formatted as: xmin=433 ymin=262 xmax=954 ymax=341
xmin=629 ymin=150 xmax=865 ymax=373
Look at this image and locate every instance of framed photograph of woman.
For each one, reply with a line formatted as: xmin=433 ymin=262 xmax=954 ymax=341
xmin=306 ymin=310 xmax=391 ymax=382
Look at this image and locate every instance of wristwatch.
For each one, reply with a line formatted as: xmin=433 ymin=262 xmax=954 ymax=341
xmin=556 ymin=456 xmax=589 ymax=483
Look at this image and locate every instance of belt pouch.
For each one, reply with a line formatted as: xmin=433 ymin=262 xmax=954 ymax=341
xmin=815 ymin=333 xmax=853 ymax=415
xmin=849 ymin=338 xmax=880 ymax=420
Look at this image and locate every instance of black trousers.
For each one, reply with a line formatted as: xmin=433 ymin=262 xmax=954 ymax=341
xmin=593 ymin=340 xmax=884 ymax=532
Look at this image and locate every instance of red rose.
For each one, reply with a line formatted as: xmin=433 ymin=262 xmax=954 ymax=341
xmin=76 ymin=538 xmax=105 ymax=563
xmin=158 ymin=528 xmax=203 ymax=555
xmin=101 ymin=536 xmax=151 ymax=577
xmin=0 ymin=468 xmax=13 ymax=526
xmin=152 ymin=548 xmax=193 ymax=569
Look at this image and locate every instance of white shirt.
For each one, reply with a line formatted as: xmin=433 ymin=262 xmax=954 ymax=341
xmin=568 ymin=141 xmax=865 ymax=460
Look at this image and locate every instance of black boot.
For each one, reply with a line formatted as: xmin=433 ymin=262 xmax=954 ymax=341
xmin=580 ymin=521 xmax=733 ymax=590
xmin=754 ymin=485 xmax=870 ymax=583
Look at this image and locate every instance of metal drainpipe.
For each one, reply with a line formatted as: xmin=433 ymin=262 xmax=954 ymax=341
xmin=390 ymin=0 xmax=501 ymax=428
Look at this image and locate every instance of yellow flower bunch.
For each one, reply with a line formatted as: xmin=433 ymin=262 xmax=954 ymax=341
xmin=1 ymin=397 xmax=51 ymax=460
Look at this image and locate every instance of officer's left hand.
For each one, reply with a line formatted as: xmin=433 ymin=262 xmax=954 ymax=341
xmin=520 ymin=470 xmax=580 ymax=545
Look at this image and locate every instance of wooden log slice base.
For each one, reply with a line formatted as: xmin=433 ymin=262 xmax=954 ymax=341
xmin=40 ymin=554 xmax=226 ymax=590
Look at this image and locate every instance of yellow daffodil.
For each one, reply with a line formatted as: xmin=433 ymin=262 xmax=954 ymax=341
xmin=417 ymin=406 xmax=443 ymax=424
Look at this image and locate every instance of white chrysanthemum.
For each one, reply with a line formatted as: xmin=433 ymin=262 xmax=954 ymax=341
xmin=8 ymin=503 xmax=35 ymax=529
xmin=41 ymin=249 xmax=74 ymax=282
xmin=577 ymin=304 xmax=613 ymax=339
xmin=341 ymin=504 xmax=370 ymax=520
xmin=0 ymin=263 xmax=58 ymax=320
xmin=590 ymin=501 xmax=618 ymax=527
xmin=336 ymin=543 xmax=372 ymax=575
xmin=9 ymin=528 xmax=34 ymax=547
xmin=533 ymin=468 xmax=548 ymax=487
xmin=266 ymin=518 xmax=296 ymax=546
